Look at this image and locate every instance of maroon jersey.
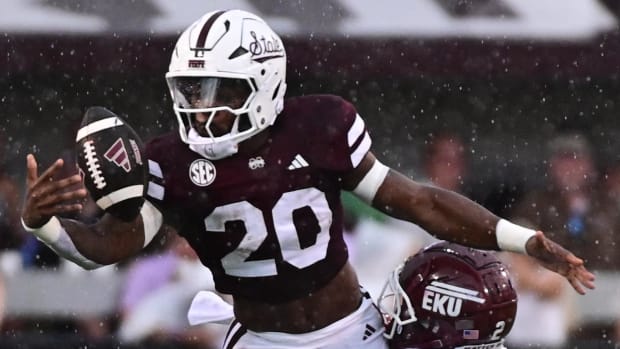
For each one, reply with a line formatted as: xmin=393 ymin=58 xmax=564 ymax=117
xmin=144 ymin=95 xmax=371 ymax=303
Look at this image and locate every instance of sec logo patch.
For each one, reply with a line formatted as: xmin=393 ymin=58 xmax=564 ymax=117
xmin=189 ymin=159 xmax=216 ymax=187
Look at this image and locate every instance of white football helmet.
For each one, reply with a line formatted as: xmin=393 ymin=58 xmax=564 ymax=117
xmin=166 ymin=9 xmax=287 ymax=159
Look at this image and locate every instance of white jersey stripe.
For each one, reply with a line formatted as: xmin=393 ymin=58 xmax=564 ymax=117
xmin=75 ymin=117 xmax=124 ymax=142
xmin=347 ymin=113 xmax=365 ymax=146
xmin=350 ymin=132 xmax=371 ymax=167
xmin=95 ymin=184 xmax=143 ymax=210
xmin=147 ymin=181 xmax=165 ymax=200
xmin=148 ymin=159 xmax=163 ymax=179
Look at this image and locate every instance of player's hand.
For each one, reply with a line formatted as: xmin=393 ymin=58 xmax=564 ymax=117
xmin=525 ymin=230 xmax=596 ymax=295
xmin=22 ymin=154 xmax=88 ymax=228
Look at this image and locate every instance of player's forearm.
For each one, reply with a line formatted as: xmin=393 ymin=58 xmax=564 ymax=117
xmin=22 ymin=216 xmax=103 ymax=269
xmin=60 ymin=214 xmax=145 ymax=265
xmin=374 ymin=171 xmax=501 ymax=250
xmin=22 ymin=199 xmax=163 ymax=268
xmin=22 ymin=213 xmax=144 ymax=268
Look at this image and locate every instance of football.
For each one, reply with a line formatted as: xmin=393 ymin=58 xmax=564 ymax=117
xmin=75 ymin=106 xmax=146 ymax=221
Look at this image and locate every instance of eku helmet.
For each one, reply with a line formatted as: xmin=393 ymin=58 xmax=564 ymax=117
xmin=166 ymin=9 xmax=287 ymax=160
xmin=379 ymin=241 xmax=518 ymax=349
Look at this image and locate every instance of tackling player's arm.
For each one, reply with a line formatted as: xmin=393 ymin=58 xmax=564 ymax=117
xmin=21 ymin=154 xmax=161 ymax=268
xmin=342 ymin=152 xmax=595 ymax=294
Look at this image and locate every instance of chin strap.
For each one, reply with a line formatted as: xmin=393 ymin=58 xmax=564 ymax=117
xmin=187 ymin=128 xmax=239 ymax=160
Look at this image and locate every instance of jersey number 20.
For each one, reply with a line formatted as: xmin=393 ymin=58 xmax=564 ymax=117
xmin=205 ymin=187 xmax=332 ymax=277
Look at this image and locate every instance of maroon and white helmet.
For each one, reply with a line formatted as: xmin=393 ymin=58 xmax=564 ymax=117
xmin=379 ymin=241 xmax=517 ymax=349
xmin=166 ymin=9 xmax=287 ymax=160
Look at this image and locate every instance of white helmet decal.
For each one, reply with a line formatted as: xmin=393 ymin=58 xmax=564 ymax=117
xmin=243 ymin=23 xmax=284 ymax=62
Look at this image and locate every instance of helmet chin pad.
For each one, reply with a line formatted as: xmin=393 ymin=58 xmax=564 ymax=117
xmin=188 ymin=128 xmax=239 ymax=160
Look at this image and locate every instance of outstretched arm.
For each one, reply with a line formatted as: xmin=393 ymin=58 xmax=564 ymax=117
xmin=343 ymin=152 xmax=595 ymax=294
xmin=21 ymin=154 xmax=159 ymax=267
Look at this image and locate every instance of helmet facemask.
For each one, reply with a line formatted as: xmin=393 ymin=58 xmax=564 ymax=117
xmin=378 ymin=264 xmax=419 ymax=340
xmin=167 ymin=74 xmax=258 ymax=159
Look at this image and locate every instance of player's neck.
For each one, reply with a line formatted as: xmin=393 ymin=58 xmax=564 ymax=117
xmin=237 ymin=129 xmax=271 ymax=157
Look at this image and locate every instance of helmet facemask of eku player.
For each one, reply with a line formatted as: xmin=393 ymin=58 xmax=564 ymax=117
xmin=166 ymin=9 xmax=287 ymax=160
xmin=378 ymin=241 xmax=518 ymax=349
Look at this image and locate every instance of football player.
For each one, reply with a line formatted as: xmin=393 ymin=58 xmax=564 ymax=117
xmin=379 ymin=241 xmax=517 ymax=349
xmin=21 ymin=9 xmax=594 ymax=349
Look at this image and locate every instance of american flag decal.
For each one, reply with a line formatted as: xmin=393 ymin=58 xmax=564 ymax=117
xmin=104 ymin=138 xmax=131 ymax=172
xmin=463 ymin=329 xmax=479 ymax=340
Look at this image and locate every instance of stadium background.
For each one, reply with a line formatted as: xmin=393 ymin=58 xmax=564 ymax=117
xmin=1 ymin=0 xmax=620 ymax=348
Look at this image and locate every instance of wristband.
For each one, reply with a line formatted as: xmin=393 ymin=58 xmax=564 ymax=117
xmin=353 ymin=160 xmax=390 ymax=203
xmin=21 ymin=216 xmax=62 ymax=244
xmin=495 ymin=219 xmax=537 ymax=254
xmin=22 ymin=216 xmax=102 ymax=269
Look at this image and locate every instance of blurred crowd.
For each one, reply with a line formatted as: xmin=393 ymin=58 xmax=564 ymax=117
xmin=1 ymin=118 xmax=620 ymax=348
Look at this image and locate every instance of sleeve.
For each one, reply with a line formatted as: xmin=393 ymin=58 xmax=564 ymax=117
xmin=309 ymin=96 xmax=372 ymax=172
xmin=142 ymin=137 xmax=183 ymax=232
xmin=143 ymin=138 xmax=166 ymax=209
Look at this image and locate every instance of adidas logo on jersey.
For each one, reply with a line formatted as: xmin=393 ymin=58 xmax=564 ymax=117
xmin=287 ymin=154 xmax=309 ymax=170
